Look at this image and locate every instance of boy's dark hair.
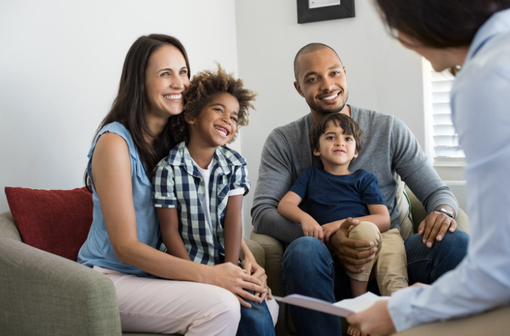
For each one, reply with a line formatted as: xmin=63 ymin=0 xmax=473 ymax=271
xmin=309 ymin=113 xmax=364 ymax=166
xmin=171 ymin=64 xmax=256 ymax=144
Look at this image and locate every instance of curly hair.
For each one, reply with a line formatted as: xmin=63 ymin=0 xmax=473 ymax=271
xmin=309 ymin=113 xmax=363 ymax=167
xmin=171 ymin=64 xmax=256 ymax=144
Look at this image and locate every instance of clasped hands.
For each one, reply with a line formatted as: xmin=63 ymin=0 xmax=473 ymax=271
xmin=209 ymin=255 xmax=271 ymax=308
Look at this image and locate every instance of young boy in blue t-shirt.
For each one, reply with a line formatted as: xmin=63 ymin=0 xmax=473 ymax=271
xmin=278 ymin=113 xmax=408 ymax=315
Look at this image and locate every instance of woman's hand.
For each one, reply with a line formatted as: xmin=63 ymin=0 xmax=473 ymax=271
xmin=347 ymin=300 xmax=396 ymax=336
xmin=205 ymin=262 xmax=266 ymax=308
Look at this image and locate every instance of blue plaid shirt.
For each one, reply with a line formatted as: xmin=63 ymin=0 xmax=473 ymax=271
xmin=153 ymin=142 xmax=250 ymax=265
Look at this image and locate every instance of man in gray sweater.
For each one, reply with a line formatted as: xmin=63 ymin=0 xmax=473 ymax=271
xmin=251 ymin=43 xmax=469 ymax=336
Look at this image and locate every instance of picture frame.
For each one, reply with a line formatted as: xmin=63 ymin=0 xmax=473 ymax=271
xmin=297 ymin=0 xmax=355 ymax=24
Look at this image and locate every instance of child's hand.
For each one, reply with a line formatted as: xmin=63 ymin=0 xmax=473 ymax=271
xmin=302 ymin=217 xmax=324 ymax=241
xmin=322 ymin=220 xmax=344 ymax=243
xmin=241 ymin=256 xmax=270 ymax=300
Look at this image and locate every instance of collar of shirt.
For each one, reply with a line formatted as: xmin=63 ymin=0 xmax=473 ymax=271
xmin=166 ymin=142 xmax=246 ymax=178
xmin=467 ymin=8 xmax=510 ymax=61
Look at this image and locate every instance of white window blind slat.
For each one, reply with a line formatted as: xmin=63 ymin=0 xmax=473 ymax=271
xmin=428 ymin=65 xmax=465 ymax=159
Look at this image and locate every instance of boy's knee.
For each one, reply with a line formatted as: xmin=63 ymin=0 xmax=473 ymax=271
xmin=349 ymin=221 xmax=381 ymax=247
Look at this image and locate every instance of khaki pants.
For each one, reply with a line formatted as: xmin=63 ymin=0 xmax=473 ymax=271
xmin=347 ymin=222 xmax=408 ymax=296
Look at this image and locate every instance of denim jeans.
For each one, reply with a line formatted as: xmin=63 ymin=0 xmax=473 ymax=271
xmin=237 ymin=291 xmax=275 ymax=336
xmin=405 ymin=230 xmax=469 ymax=284
xmin=282 ymin=230 xmax=469 ymax=336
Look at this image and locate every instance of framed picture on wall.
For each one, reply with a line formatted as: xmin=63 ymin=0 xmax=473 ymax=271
xmin=297 ymin=0 xmax=355 ymax=24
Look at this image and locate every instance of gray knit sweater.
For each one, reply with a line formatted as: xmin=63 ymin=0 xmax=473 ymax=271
xmin=251 ymin=105 xmax=458 ymax=243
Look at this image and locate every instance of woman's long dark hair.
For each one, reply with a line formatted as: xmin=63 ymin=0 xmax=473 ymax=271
xmin=374 ymin=0 xmax=510 ymax=48
xmin=85 ymin=34 xmax=190 ymax=189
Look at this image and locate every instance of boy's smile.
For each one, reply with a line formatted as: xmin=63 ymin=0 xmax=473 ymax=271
xmin=187 ymin=92 xmax=239 ymax=148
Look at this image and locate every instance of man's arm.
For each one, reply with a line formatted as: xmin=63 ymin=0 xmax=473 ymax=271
xmin=391 ymin=117 xmax=459 ymax=246
xmin=251 ymin=130 xmax=304 ymax=243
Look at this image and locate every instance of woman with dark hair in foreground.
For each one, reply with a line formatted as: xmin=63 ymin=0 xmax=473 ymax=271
xmin=347 ymin=1 xmax=510 ymax=334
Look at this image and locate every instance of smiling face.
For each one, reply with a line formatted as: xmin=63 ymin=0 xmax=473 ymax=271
xmin=145 ymin=44 xmax=190 ymax=120
xmin=187 ymin=92 xmax=239 ymax=148
xmin=314 ymin=121 xmax=358 ymax=174
xmin=294 ymin=47 xmax=349 ymax=118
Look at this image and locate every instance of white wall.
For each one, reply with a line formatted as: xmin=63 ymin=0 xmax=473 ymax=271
xmin=0 ymin=0 xmax=240 ymax=212
xmin=0 ymin=1 xmax=464 ymax=236
xmin=235 ymin=1 xmax=427 ymax=229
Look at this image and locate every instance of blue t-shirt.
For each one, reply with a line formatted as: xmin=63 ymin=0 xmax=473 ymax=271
xmin=290 ymin=166 xmax=386 ymax=225
xmin=77 ymin=122 xmax=160 ymax=277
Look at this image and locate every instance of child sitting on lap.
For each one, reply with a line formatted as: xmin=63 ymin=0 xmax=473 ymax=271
xmin=278 ymin=113 xmax=408 ymax=336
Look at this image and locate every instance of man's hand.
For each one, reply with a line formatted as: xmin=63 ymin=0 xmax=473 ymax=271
xmin=418 ymin=208 xmax=457 ymax=248
xmin=347 ymin=300 xmax=396 ymax=336
xmin=328 ymin=218 xmax=377 ymax=273
xmin=302 ymin=217 xmax=324 ymax=241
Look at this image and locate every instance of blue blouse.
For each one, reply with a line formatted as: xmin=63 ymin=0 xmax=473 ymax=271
xmin=78 ymin=122 xmax=160 ymax=277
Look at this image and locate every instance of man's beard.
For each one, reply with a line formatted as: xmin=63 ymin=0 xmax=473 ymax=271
xmin=309 ymin=90 xmax=349 ymax=115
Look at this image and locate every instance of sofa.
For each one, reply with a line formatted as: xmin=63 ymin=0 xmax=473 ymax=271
xmin=0 ymin=186 xmax=266 ymax=336
xmin=250 ymin=188 xmax=473 ymax=336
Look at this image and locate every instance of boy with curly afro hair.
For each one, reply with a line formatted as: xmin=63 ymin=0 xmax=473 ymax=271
xmin=152 ymin=64 xmax=278 ymax=336
xmin=171 ymin=64 xmax=254 ymax=144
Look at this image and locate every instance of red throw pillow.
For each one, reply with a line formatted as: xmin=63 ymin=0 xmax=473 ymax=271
xmin=5 ymin=186 xmax=93 ymax=261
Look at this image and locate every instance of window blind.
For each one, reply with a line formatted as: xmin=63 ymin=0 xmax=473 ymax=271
xmin=429 ymin=67 xmax=465 ymax=158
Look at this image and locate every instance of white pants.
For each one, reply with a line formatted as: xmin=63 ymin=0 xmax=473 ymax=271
xmin=94 ymin=266 xmax=241 ymax=336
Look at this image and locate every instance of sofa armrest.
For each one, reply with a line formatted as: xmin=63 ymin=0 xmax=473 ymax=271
xmin=0 ymin=237 xmax=122 ymax=336
xmin=454 ymin=208 xmax=470 ymax=235
xmin=0 ymin=211 xmax=21 ymax=241
xmin=250 ymin=230 xmax=286 ymax=297
xmin=244 ymin=238 xmax=266 ymax=268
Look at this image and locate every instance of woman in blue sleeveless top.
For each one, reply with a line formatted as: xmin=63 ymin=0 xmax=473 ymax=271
xmin=78 ymin=34 xmax=271 ymax=336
